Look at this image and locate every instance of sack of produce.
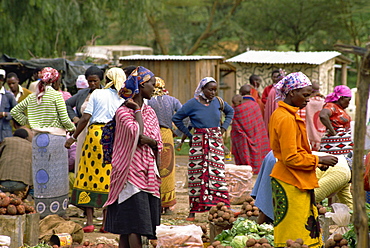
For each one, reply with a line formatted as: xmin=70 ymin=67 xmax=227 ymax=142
xmin=224 ymin=164 xmax=253 ymax=205
xmin=156 ymin=224 xmax=203 ymax=247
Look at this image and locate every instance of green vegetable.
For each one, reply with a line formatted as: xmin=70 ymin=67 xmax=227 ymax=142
xmin=230 ymin=235 xmax=248 ymax=248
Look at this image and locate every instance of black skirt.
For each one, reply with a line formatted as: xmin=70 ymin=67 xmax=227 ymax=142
xmin=105 ymin=191 xmax=161 ymax=239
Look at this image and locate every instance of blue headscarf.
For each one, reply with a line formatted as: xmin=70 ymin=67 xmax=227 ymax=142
xmin=119 ymin=66 xmax=154 ymax=99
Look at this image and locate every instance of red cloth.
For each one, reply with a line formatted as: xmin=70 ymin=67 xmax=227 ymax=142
xmin=251 ymin=88 xmax=264 ymax=114
xmin=231 ymin=100 xmax=270 ymax=173
xmin=263 ymin=87 xmax=278 ymax=132
xmin=262 ymin=84 xmax=274 ymax=104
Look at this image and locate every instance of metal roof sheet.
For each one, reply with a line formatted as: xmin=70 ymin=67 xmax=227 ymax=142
xmin=119 ymin=54 xmax=224 ymax=61
xmin=226 ymin=50 xmax=342 ymax=65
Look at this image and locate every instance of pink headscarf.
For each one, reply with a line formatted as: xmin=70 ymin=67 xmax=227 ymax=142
xmin=274 ymin=72 xmax=312 ymax=101
xmin=325 ymin=85 xmax=352 ymax=103
xmin=36 ymin=67 xmax=60 ymax=104
xmin=76 ymin=75 xmax=88 ymax=89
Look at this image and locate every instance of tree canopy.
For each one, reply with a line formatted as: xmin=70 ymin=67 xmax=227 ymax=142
xmin=1 ymin=0 xmax=370 ymax=59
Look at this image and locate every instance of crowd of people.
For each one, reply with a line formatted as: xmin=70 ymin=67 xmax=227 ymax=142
xmin=0 ymin=65 xmax=359 ymax=248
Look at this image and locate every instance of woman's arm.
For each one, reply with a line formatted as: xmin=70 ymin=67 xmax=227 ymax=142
xmin=319 ymin=108 xmax=336 ymax=136
xmin=221 ymin=101 xmax=234 ymax=133
xmin=172 ymin=102 xmax=192 ymax=138
xmin=55 ymin=94 xmax=75 ymax=132
xmin=64 ymin=113 xmax=91 ymax=148
xmin=10 ymin=95 xmax=29 ymax=125
xmin=65 ymin=92 xmax=79 ymax=121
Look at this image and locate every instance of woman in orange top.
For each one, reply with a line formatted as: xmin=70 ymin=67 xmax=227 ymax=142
xmin=269 ymin=72 xmax=338 ymax=248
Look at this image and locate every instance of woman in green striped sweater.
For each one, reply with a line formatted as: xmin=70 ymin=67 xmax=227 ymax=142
xmin=11 ymin=67 xmax=75 ymax=218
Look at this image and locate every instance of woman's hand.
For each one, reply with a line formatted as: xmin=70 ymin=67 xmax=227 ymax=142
xmin=64 ymin=137 xmax=76 ymax=149
xmin=318 ymin=155 xmax=338 ymax=167
xmin=0 ymin=112 xmax=6 ymax=119
xmin=221 ymin=127 xmax=226 ymax=134
xmin=327 ymin=129 xmax=337 ymax=136
xmin=138 ymin=134 xmax=157 ymax=149
xmin=125 ymin=98 xmax=140 ymax=111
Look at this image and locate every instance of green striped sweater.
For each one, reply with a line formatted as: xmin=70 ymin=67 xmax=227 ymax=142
xmin=10 ymin=87 xmax=75 ymax=131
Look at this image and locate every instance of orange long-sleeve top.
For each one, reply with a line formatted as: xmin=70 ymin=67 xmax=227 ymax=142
xmin=269 ymin=101 xmax=319 ymax=190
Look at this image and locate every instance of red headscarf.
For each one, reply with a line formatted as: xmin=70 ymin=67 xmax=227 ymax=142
xmin=36 ymin=67 xmax=60 ymax=104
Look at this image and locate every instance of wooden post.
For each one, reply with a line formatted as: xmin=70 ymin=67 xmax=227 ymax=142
xmin=341 ymin=62 xmax=348 ymax=85
xmin=335 ymin=43 xmax=370 ymax=248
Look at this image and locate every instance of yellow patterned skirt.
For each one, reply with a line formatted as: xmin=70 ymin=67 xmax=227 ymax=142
xmin=272 ymin=178 xmax=323 ymax=248
xmin=159 ymin=127 xmax=176 ymax=208
xmin=71 ymin=124 xmax=111 ymax=208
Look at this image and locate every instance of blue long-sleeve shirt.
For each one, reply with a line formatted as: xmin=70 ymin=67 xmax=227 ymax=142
xmin=172 ymin=97 xmax=234 ymax=138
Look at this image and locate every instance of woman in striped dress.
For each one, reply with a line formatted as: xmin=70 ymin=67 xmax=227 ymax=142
xmin=10 ymin=67 xmax=75 ymax=218
xmin=104 ymin=66 xmax=162 ymax=248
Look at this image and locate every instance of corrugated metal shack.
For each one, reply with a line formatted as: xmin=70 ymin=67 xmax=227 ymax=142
xmin=119 ymin=55 xmax=235 ymax=104
xmin=226 ymin=50 xmax=352 ymax=95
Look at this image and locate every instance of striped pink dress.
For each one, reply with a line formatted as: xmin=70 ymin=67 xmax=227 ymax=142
xmin=104 ymin=104 xmax=162 ymax=206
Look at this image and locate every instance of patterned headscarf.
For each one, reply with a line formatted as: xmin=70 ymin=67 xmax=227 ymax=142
xmin=153 ymin=77 xmax=168 ymax=97
xmin=36 ymin=67 xmax=60 ymax=104
xmin=194 ymin=77 xmax=217 ymax=99
xmin=325 ymin=85 xmax=352 ymax=103
xmin=76 ymin=75 xmax=88 ymax=89
xmin=104 ymin=67 xmax=126 ymax=93
xmin=274 ymin=72 xmax=312 ymax=101
xmin=119 ymin=66 xmax=154 ymax=99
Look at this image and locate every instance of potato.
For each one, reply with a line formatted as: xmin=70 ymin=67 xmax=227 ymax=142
xmin=286 ymin=239 xmax=295 ymax=246
xmin=295 ymin=238 xmax=303 ymax=245
xmin=247 ymin=210 xmax=253 ymax=217
xmin=217 ymin=202 xmax=225 ymax=208
xmin=339 ymin=239 xmax=348 ymax=246
xmin=210 ymin=206 xmax=218 ymax=214
xmin=208 ymin=214 xmax=214 ymax=221
xmin=333 ymin=233 xmax=343 ymax=242
xmin=200 ymin=225 xmax=207 ymax=233
xmin=246 ymin=238 xmax=256 ymax=247
xmin=213 ymin=213 xmax=218 ymax=218
xmin=222 ymin=212 xmax=230 ymax=220
xmin=316 ymin=204 xmax=323 ymax=209
xmin=325 ymin=239 xmax=335 ymax=247
xmin=217 ymin=217 xmax=224 ymax=222
xmin=0 ymin=192 xmax=6 ymax=198
xmin=245 ymin=196 xmax=254 ymax=202
xmin=290 ymin=243 xmax=301 ymax=248
xmin=253 ymin=210 xmax=260 ymax=216
xmin=301 ymin=245 xmax=308 ymax=248
xmin=253 ymin=244 xmax=261 ymax=247
xmin=261 ymin=244 xmax=271 ymax=248
xmin=217 ymin=210 xmax=225 ymax=216
xmin=16 ymin=205 xmax=25 ymax=215
xmin=0 ymin=207 xmax=7 ymax=215
xmin=229 ymin=217 xmax=236 ymax=223
xmin=221 ymin=206 xmax=228 ymax=212
xmin=259 ymin=238 xmax=268 ymax=244
xmin=212 ymin=241 xmax=221 ymax=246
xmin=83 ymin=241 xmax=90 ymax=246
xmin=239 ymin=213 xmax=247 ymax=218
xmin=319 ymin=207 xmax=327 ymax=215
xmin=7 ymin=204 xmax=17 ymax=215
xmin=0 ymin=196 xmax=10 ymax=207
xmin=252 ymin=206 xmax=259 ymax=211
xmin=10 ymin=197 xmax=21 ymax=206
xmin=249 ymin=200 xmax=255 ymax=206
xmin=246 ymin=205 xmax=253 ymax=211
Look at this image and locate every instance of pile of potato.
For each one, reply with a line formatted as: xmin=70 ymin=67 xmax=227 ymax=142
xmin=200 ymin=224 xmax=211 ymax=243
xmin=208 ymin=202 xmax=236 ymax=226
xmin=284 ymin=238 xmax=309 ymax=248
xmin=245 ymin=237 xmax=272 ymax=247
xmin=324 ymin=234 xmax=349 ymax=248
xmin=0 ymin=192 xmax=35 ymax=215
xmin=316 ymin=204 xmax=327 ymax=215
xmin=207 ymin=240 xmax=231 ymax=248
xmin=238 ymin=196 xmax=259 ymax=218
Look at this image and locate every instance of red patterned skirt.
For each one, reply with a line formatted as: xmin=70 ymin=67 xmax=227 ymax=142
xmin=188 ymin=127 xmax=230 ymax=213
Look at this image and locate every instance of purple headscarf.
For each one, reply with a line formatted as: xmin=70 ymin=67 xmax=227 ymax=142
xmin=325 ymin=85 xmax=352 ymax=103
xmin=119 ymin=66 xmax=154 ymax=99
xmin=194 ymin=77 xmax=217 ymax=99
xmin=274 ymin=72 xmax=312 ymax=101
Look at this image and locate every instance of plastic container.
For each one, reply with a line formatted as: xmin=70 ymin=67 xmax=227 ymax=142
xmin=0 ymin=235 xmax=11 ymax=248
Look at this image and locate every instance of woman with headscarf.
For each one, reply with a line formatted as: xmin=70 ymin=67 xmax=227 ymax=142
xmin=103 ymin=66 xmax=162 ymax=248
xmin=269 ymin=72 xmax=338 ymax=247
xmin=64 ymin=67 xmax=126 ymax=233
xmin=319 ymin=85 xmax=353 ymax=155
xmin=10 ymin=67 xmax=76 ymax=218
xmin=172 ymin=77 xmax=234 ymax=221
xmin=147 ymin=77 xmax=182 ymax=214
xmin=66 ymin=67 xmax=104 ymax=174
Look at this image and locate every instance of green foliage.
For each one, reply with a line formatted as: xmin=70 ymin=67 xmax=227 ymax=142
xmin=343 ymin=203 xmax=370 ymax=248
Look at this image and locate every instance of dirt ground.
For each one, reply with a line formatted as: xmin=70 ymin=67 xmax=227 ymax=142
xmin=65 ymin=155 xmax=254 ymax=246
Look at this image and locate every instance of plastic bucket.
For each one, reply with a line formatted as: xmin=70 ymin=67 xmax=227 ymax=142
xmin=50 ymin=233 xmax=73 ymax=246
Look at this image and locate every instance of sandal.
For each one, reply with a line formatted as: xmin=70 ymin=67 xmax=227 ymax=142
xmin=82 ymin=225 xmax=94 ymax=233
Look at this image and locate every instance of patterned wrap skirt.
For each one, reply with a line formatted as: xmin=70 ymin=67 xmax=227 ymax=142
xmin=159 ymin=127 xmax=176 ymax=208
xmin=271 ymin=178 xmax=322 ymax=248
xmin=71 ymin=124 xmax=111 ymax=208
xmin=188 ymin=127 xmax=230 ymax=213
xmin=319 ymin=128 xmax=353 ymax=155
xmin=33 ymin=133 xmax=69 ymax=218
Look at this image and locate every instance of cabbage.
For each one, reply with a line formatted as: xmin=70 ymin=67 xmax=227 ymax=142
xmin=232 ymin=218 xmax=259 ymax=235
xmin=258 ymin=223 xmax=274 ymax=235
xmin=230 ymin=235 xmax=248 ymax=248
